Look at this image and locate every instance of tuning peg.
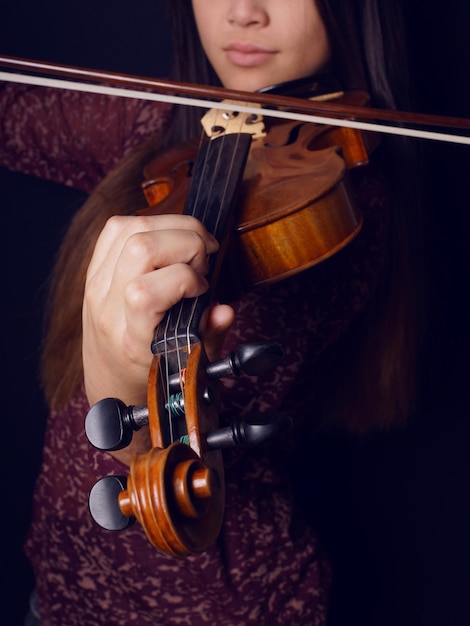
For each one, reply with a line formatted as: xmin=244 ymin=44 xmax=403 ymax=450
xmin=85 ymin=342 xmax=285 ymax=452
xmin=206 ymin=413 xmax=292 ymax=450
xmin=205 ymin=341 xmax=284 ymax=380
xmin=85 ymin=398 xmax=149 ymax=451
xmin=88 ymin=475 xmax=135 ymax=531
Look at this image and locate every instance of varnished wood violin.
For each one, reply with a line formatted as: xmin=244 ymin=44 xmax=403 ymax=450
xmin=1 ymin=55 xmax=468 ymax=556
xmin=83 ymin=85 xmax=373 ymax=555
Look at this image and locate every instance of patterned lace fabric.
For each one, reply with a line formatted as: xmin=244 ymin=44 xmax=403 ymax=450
xmin=2 ymin=83 xmax=389 ymax=625
xmin=0 ymin=82 xmax=172 ymax=192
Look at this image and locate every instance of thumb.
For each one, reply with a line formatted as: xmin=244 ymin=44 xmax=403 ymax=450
xmin=202 ymin=304 xmax=235 ymax=361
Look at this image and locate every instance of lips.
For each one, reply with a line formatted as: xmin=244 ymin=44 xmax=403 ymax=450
xmin=224 ymin=41 xmax=276 ymax=67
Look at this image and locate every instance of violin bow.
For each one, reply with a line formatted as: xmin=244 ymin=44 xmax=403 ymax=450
xmin=0 ymin=55 xmax=469 ymax=145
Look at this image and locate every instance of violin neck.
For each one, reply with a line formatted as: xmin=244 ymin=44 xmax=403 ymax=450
xmin=152 ymin=131 xmax=252 ymax=355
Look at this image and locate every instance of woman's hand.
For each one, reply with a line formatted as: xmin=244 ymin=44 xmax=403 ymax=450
xmin=82 ymin=214 xmax=234 ymax=414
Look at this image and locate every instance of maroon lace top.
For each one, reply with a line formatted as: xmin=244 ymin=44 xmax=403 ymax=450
xmin=1 ymin=83 xmax=389 ymax=625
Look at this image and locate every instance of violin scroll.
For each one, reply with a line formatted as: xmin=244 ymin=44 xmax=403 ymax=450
xmin=86 ymin=340 xmax=289 ymax=554
xmin=88 ymin=442 xmax=221 ymax=556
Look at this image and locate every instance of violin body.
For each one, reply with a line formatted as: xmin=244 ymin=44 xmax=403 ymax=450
xmin=142 ymin=94 xmax=370 ymax=290
xmin=232 ymin=121 xmax=362 ymax=286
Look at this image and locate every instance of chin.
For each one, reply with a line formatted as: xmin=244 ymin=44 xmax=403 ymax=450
xmin=217 ymin=68 xmax=274 ymax=93
xmin=223 ymin=77 xmax=272 ymax=93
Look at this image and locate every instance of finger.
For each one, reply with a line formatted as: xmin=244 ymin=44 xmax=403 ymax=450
xmin=122 ymin=263 xmax=211 ymax=349
xmin=87 ymin=214 xmax=219 ymax=278
xmin=115 ymin=228 xmax=214 ymax=282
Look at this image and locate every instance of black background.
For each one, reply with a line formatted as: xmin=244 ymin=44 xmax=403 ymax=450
xmin=1 ymin=2 xmax=469 ymax=625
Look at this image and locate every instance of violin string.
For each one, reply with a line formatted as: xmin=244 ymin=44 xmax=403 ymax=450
xmin=161 ymin=302 xmax=175 ymax=443
xmin=1 ymin=70 xmax=468 ymax=145
xmin=172 ymin=117 xmax=220 ymax=426
xmin=183 ymin=106 xmax=250 ymax=343
xmin=156 ymin=124 xmax=212 ymax=444
xmin=156 ymin=147 xmax=209 ymax=444
xmin=172 ymin=107 xmax=249 ymax=439
xmin=156 ymin=106 xmax=244 ymax=444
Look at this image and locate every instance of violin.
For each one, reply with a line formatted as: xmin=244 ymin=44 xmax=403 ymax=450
xmin=1 ymin=56 xmax=468 ymax=556
xmin=84 ymin=84 xmax=374 ymax=556
xmin=141 ymin=88 xmax=373 ymax=290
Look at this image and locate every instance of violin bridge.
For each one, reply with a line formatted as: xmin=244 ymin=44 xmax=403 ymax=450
xmin=201 ymin=100 xmax=265 ymax=140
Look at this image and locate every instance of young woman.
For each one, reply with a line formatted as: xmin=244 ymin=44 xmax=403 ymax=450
xmin=2 ymin=1 xmax=428 ymax=624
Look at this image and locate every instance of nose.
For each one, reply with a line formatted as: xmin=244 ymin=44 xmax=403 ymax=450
xmin=227 ymin=0 xmax=269 ymax=27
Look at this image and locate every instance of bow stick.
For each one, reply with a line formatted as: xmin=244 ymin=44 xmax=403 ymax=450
xmin=0 ymin=55 xmax=469 ymax=145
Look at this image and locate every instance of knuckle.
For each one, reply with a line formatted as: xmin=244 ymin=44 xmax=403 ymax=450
xmin=103 ymin=214 xmax=129 ymax=236
xmin=125 ymin=231 xmax=154 ymax=260
xmin=125 ymin=279 xmax=153 ymax=312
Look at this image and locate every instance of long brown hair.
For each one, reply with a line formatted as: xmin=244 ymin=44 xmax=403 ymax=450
xmin=42 ymin=0 xmax=427 ymax=431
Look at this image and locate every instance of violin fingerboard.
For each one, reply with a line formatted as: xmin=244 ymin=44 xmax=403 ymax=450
xmin=152 ymin=132 xmax=252 ymax=355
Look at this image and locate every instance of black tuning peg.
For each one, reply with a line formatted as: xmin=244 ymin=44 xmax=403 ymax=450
xmin=206 ymin=413 xmax=293 ymax=450
xmin=88 ymin=475 xmax=135 ymax=531
xmin=85 ymin=398 xmax=149 ymax=451
xmin=205 ymin=341 xmax=284 ymax=380
xmin=85 ymin=342 xmax=284 ymax=452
